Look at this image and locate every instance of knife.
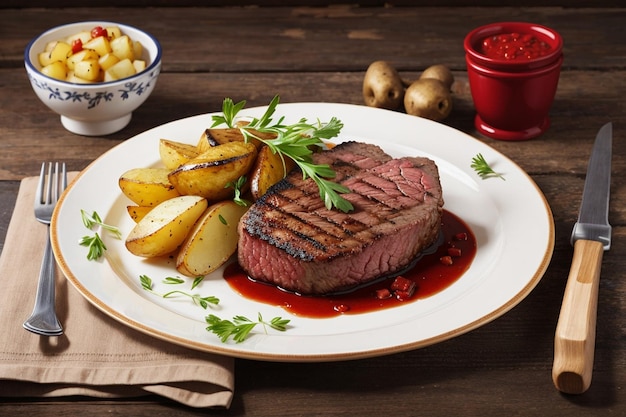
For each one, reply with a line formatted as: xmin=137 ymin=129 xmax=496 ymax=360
xmin=552 ymin=122 xmax=612 ymax=394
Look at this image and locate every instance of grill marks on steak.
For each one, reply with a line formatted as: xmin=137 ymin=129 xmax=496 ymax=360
xmin=237 ymin=141 xmax=444 ymax=295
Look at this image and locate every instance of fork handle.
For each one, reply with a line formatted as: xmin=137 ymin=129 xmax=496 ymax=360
xmin=552 ymin=239 xmax=603 ymax=394
xmin=33 ymin=227 xmax=57 ymax=315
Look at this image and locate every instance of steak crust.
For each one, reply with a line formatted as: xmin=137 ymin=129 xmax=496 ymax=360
xmin=237 ymin=141 xmax=444 ymax=295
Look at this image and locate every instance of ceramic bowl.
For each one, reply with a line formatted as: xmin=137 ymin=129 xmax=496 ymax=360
xmin=25 ymin=21 xmax=162 ymax=136
xmin=464 ymin=22 xmax=563 ymax=141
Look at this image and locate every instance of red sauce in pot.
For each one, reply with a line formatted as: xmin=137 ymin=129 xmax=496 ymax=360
xmin=480 ymin=32 xmax=552 ymax=61
xmin=224 ymin=210 xmax=476 ymax=318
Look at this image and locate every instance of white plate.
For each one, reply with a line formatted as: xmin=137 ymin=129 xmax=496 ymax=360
xmin=51 ymin=103 xmax=554 ymax=362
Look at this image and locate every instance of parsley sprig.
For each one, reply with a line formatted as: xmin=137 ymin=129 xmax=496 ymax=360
xmin=212 ymin=96 xmax=354 ymax=213
xmin=79 ymin=210 xmax=122 ymax=260
xmin=225 ymin=175 xmax=251 ymax=207
xmin=205 ymin=313 xmax=290 ymax=343
xmin=471 ymin=153 xmax=505 ymax=181
xmin=140 ymin=274 xmax=219 ymax=309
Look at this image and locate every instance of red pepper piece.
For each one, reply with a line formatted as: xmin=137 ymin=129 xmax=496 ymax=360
xmin=395 ymin=290 xmax=413 ymax=301
xmin=91 ymin=26 xmax=108 ymax=39
xmin=71 ymin=38 xmax=83 ymax=54
xmin=455 ymin=232 xmax=468 ymax=241
xmin=391 ymin=276 xmax=416 ymax=300
xmin=375 ymin=288 xmax=392 ymax=300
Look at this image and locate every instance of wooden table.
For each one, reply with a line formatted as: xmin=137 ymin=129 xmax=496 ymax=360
xmin=1 ymin=4 xmax=624 ymax=416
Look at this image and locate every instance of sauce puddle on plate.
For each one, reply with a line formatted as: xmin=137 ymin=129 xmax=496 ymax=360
xmin=224 ymin=210 xmax=476 ymax=318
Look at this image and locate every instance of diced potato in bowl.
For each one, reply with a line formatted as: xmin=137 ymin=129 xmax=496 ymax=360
xmin=24 ymin=21 xmax=162 ymax=135
xmin=36 ymin=24 xmax=148 ymax=83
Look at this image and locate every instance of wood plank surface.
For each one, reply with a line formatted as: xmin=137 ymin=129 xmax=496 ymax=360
xmin=2 ymin=1 xmax=626 ymax=8
xmin=0 ymin=5 xmax=624 ymax=416
xmin=4 ymin=7 xmax=626 ymax=71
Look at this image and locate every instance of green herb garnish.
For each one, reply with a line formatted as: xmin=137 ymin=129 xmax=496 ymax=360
xmin=163 ymin=276 xmax=185 ymax=285
xmin=471 ymin=153 xmax=505 ymax=180
xmin=205 ymin=313 xmax=291 ymax=343
xmin=79 ymin=233 xmax=106 ymax=261
xmin=191 ymin=276 xmax=205 ymax=290
xmin=140 ymin=274 xmax=219 ymax=309
xmin=225 ymin=175 xmax=251 ymax=207
xmin=212 ymin=96 xmax=354 ymax=213
xmin=79 ymin=210 xmax=122 ymax=260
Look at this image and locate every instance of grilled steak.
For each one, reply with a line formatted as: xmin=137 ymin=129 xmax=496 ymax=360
xmin=237 ymin=141 xmax=444 ymax=295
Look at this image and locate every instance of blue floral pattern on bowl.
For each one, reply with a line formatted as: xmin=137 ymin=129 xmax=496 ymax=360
xmin=27 ymin=70 xmax=160 ymax=110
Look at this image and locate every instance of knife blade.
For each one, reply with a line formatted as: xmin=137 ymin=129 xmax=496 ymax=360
xmin=552 ymin=122 xmax=612 ymax=395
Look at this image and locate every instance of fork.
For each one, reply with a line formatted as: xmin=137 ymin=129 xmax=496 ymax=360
xmin=23 ymin=162 xmax=67 ymax=336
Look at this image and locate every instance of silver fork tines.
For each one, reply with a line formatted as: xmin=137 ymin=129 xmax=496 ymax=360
xmin=23 ymin=162 xmax=66 ymax=336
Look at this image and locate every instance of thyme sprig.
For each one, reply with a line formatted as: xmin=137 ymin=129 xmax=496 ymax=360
xmin=140 ymin=274 xmax=219 ymax=309
xmin=471 ymin=153 xmax=506 ymax=181
xmin=205 ymin=313 xmax=291 ymax=343
xmin=211 ymin=96 xmax=354 ymax=213
xmin=79 ymin=210 xmax=122 ymax=260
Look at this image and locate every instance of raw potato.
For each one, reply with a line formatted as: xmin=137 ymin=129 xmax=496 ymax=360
xmin=420 ymin=64 xmax=455 ymax=90
xmin=119 ymin=167 xmax=180 ymax=207
xmin=125 ymin=195 xmax=208 ymax=258
xmin=126 ymin=205 xmax=152 ymax=223
xmin=168 ymin=141 xmax=258 ymax=201
xmin=159 ymin=138 xmax=200 ymax=170
xmin=176 ymin=200 xmax=249 ymax=277
xmin=404 ymin=78 xmax=453 ymax=121
xmin=362 ymin=60 xmax=405 ymax=110
xmin=249 ymin=145 xmax=296 ymax=200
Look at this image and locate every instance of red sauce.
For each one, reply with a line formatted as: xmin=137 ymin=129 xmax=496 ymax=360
xmin=480 ymin=32 xmax=552 ymax=61
xmin=224 ymin=210 xmax=476 ymax=318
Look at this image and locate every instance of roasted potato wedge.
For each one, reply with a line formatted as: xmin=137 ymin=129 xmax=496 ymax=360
xmin=168 ymin=141 xmax=258 ymax=201
xmin=176 ymin=200 xmax=249 ymax=277
xmin=250 ymin=144 xmax=296 ymax=200
xmin=119 ymin=167 xmax=180 ymax=207
xmin=125 ymin=195 xmax=208 ymax=258
xmin=126 ymin=205 xmax=152 ymax=223
xmin=197 ymin=128 xmax=245 ymax=153
xmin=159 ymin=138 xmax=200 ymax=169
xmin=197 ymin=125 xmax=276 ymax=153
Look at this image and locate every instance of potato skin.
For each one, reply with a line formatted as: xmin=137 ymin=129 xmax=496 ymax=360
xmin=249 ymin=145 xmax=296 ymax=200
xmin=159 ymin=139 xmax=200 ymax=170
xmin=362 ymin=60 xmax=405 ymax=110
xmin=125 ymin=195 xmax=208 ymax=258
xmin=197 ymin=128 xmax=247 ymax=154
xmin=420 ymin=64 xmax=455 ymax=89
xmin=196 ymin=126 xmax=276 ymax=153
xmin=403 ymin=78 xmax=453 ymax=121
xmin=168 ymin=141 xmax=258 ymax=201
xmin=176 ymin=200 xmax=249 ymax=277
xmin=119 ymin=167 xmax=180 ymax=207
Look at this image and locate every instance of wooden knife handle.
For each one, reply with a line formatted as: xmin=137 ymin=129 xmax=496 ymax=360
xmin=552 ymin=239 xmax=603 ymax=394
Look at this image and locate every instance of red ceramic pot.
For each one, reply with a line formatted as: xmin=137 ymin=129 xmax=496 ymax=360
xmin=464 ymin=22 xmax=563 ymax=140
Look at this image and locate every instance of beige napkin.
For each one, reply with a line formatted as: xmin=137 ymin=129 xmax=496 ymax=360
xmin=0 ymin=175 xmax=234 ymax=408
